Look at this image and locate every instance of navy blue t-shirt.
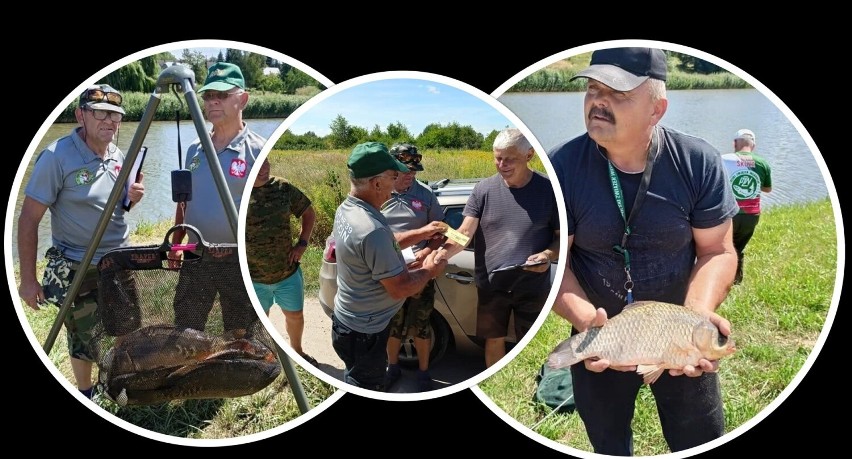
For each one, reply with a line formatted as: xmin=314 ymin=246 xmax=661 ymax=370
xmin=548 ymin=125 xmax=738 ymax=318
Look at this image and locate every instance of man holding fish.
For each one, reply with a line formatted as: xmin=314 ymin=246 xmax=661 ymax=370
xmin=547 ymin=47 xmax=739 ymax=455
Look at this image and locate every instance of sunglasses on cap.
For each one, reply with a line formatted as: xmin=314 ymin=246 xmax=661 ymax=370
xmin=394 ymin=151 xmax=422 ymax=164
xmin=81 ymin=88 xmax=123 ymax=107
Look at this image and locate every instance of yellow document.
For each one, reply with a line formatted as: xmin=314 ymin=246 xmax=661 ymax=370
xmin=444 ymin=227 xmax=470 ymax=246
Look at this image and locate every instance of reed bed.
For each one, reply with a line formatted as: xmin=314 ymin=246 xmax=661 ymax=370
xmin=54 ymin=92 xmax=312 ymax=123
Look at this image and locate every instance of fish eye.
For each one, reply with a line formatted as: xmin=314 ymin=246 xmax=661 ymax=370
xmin=717 ymin=333 xmax=728 ymax=346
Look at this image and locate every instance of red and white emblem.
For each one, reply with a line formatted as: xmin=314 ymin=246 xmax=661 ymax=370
xmin=230 ymin=159 xmax=247 ymax=178
xmin=412 ymin=199 xmax=424 ymax=211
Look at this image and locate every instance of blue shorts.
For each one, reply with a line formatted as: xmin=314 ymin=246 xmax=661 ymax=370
xmin=252 ymin=266 xmax=304 ymax=313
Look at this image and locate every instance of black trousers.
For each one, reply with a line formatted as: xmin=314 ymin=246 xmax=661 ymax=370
xmin=571 ymin=364 xmax=725 ymax=455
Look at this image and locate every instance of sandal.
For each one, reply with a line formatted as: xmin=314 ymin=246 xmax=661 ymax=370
xmin=299 ymin=353 xmax=319 ymax=367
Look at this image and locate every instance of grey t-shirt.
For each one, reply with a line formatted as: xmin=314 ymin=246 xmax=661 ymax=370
xmin=332 ymin=195 xmax=406 ymax=334
xmin=183 ymin=124 xmax=265 ymax=243
xmin=548 ymin=125 xmax=739 ymax=317
xmin=381 ymin=180 xmax=445 ymax=251
xmin=463 ymin=171 xmax=559 ymax=292
xmin=25 ymin=127 xmax=129 ymax=263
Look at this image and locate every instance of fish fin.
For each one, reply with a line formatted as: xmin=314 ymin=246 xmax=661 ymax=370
xmin=117 ymin=388 xmax=128 ymax=407
xmin=547 ymin=336 xmax=584 ymax=369
xmin=622 ymin=300 xmax=657 ymax=311
xmin=637 ymin=365 xmax=665 ymax=384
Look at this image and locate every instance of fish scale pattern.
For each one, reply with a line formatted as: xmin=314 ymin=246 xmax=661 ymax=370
xmin=549 ymin=301 xmax=735 ymax=374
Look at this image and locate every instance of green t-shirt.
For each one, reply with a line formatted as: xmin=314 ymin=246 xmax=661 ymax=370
xmin=245 ymin=176 xmax=311 ymax=284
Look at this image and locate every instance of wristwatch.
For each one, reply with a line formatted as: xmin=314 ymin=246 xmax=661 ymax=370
xmin=296 ymin=239 xmax=308 ymax=247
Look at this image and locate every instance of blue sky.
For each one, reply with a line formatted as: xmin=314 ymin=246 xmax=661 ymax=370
xmin=284 ymin=77 xmax=516 ymax=138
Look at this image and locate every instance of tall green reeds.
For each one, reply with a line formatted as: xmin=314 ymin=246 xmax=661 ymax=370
xmin=509 ymin=69 xmax=750 ymax=92
xmin=54 ymin=92 xmax=312 ymax=123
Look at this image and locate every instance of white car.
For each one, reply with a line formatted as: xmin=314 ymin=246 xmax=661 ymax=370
xmin=318 ymin=178 xmax=556 ymax=367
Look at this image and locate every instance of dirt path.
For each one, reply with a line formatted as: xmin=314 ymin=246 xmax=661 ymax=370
xmin=268 ymin=296 xmax=345 ymax=380
xmin=267 ymin=296 xmax=485 ymax=394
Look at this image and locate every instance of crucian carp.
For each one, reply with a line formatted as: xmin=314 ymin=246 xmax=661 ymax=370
xmin=547 ymin=301 xmax=736 ymax=384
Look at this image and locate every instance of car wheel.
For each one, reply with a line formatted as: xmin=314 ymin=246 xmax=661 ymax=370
xmin=397 ymin=310 xmax=452 ymax=369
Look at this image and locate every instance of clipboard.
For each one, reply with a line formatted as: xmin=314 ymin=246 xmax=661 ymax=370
xmin=491 ymin=259 xmax=548 ymax=273
xmin=123 ymin=146 xmax=147 ymax=211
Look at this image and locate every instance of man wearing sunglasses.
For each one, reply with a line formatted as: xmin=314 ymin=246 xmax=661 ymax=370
xmin=381 ymin=143 xmax=448 ymax=392
xmin=17 ymin=84 xmax=145 ymax=399
xmin=168 ymin=62 xmax=265 ymax=333
xmin=331 ymin=142 xmax=448 ymax=391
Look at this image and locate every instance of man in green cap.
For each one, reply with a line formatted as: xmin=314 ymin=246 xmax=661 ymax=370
xmin=168 ymin=61 xmax=266 ymax=332
xmin=330 ymin=142 xmax=448 ymax=391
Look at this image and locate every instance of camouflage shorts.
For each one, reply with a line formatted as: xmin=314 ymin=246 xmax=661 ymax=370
xmin=389 ymin=279 xmax=436 ymax=340
xmin=42 ymin=247 xmax=100 ymax=362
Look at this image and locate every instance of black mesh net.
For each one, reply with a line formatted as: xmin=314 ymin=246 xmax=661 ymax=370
xmin=91 ymin=225 xmax=281 ymax=406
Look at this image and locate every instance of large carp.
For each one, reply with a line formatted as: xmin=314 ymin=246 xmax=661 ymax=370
xmin=99 ymin=324 xmax=281 ymax=406
xmin=547 ymin=301 xmax=736 ymax=384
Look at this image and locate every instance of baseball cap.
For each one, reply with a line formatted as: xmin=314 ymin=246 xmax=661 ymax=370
xmin=735 ymin=129 xmax=756 ymax=142
xmin=348 ymin=142 xmax=410 ymax=178
xmin=79 ymin=84 xmax=125 ymax=115
xmin=571 ymin=47 xmax=668 ymax=92
xmin=198 ymin=62 xmax=246 ymax=93
xmin=390 ymin=143 xmax=424 ymax=172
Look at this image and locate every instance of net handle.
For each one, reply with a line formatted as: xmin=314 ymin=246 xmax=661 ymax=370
xmin=161 ymin=224 xmax=208 ymax=254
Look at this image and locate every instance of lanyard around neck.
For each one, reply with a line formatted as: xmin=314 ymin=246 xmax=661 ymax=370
xmin=606 ymin=136 xmax=658 ymax=304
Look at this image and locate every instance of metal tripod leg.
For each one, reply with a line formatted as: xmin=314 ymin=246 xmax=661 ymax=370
xmin=42 ymin=65 xmax=312 ymax=414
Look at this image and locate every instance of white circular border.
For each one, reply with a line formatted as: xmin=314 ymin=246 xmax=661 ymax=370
xmin=4 ymin=39 xmax=339 ymax=447
xmin=474 ymin=38 xmax=844 ymax=459
xmin=238 ymin=70 xmax=569 ymax=403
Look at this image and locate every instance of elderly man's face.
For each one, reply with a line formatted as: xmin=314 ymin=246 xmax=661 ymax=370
xmin=370 ymin=170 xmax=399 ymax=202
xmin=78 ymin=108 xmax=121 ymax=146
xmin=202 ymin=89 xmax=246 ymax=125
xmin=394 ymin=169 xmax=417 ymax=192
xmin=583 ymin=79 xmax=662 ymax=149
xmin=493 ymin=145 xmax=531 ymax=186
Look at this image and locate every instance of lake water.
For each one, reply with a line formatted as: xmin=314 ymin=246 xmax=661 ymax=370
xmin=9 ymin=118 xmax=286 ymax=261
xmin=499 ymin=89 xmax=831 ymax=210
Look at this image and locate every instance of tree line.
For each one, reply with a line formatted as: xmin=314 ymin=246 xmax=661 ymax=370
xmin=102 ymin=49 xmax=326 ymax=96
xmin=273 ymin=115 xmax=503 ymax=151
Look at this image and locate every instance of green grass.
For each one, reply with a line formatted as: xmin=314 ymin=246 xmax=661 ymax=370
xmin=15 ymin=222 xmax=336 ymax=440
xmin=478 ymin=198 xmax=837 ymax=456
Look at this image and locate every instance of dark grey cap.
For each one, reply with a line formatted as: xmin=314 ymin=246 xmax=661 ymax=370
xmin=572 ymin=47 xmax=668 ymax=91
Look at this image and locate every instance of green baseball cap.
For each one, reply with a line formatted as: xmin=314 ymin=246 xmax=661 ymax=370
xmin=198 ymin=62 xmax=246 ymax=92
xmin=347 ymin=142 xmax=409 ymax=178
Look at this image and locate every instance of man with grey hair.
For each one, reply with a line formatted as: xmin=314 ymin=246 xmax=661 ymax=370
xmin=436 ymin=128 xmax=559 ymax=368
xmin=331 ymin=141 xmax=447 ymax=391
xmin=547 ymin=47 xmax=738 ymax=455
